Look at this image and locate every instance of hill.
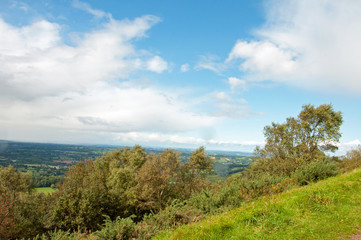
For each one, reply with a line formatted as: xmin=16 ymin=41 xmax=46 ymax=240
xmin=154 ymin=169 xmax=361 ymax=240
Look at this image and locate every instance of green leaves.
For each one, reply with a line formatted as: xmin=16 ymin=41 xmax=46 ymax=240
xmin=52 ymin=145 xmax=214 ymax=232
xmin=253 ymin=104 xmax=343 ymax=176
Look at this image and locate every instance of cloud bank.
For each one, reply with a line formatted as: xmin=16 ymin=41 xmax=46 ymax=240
xmin=0 ymin=13 xmax=218 ymax=145
xmin=228 ymin=0 xmax=361 ymax=94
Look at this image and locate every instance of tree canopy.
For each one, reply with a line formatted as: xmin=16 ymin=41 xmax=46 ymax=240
xmin=252 ymin=104 xmax=343 ymax=176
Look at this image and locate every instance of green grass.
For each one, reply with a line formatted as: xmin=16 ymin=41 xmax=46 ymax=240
xmin=35 ymin=187 xmax=56 ymax=194
xmin=154 ymin=169 xmax=361 ymax=240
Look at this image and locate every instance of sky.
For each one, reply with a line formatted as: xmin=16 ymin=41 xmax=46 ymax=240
xmin=0 ymin=0 xmax=361 ymax=154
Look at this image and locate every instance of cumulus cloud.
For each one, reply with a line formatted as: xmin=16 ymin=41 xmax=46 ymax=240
xmin=227 ymin=41 xmax=296 ymax=77
xmin=228 ymin=0 xmax=361 ymax=93
xmin=0 ymin=12 xmax=220 ymax=144
xmin=227 ymin=77 xmax=247 ymax=92
xmin=146 ymin=56 xmax=168 ymax=73
xmin=0 ymin=15 xmax=168 ymax=100
xmin=0 ymin=86 xmax=218 ymax=134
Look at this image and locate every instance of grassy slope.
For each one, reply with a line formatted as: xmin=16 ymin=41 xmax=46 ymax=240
xmin=154 ymin=169 xmax=361 ymax=240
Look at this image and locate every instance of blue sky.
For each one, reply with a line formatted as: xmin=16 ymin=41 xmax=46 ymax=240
xmin=0 ymin=0 xmax=360 ymax=154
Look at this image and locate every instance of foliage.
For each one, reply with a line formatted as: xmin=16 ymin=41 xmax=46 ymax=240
xmin=136 ymin=149 xmax=183 ymax=211
xmin=0 ymin=193 xmax=16 ymax=239
xmin=239 ymin=174 xmax=289 ymax=199
xmin=0 ymin=165 xmax=32 ymax=198
xmin=95 ymin=216 xmax=136 ymax=240
xmin=0 ymin=166 xmax=52 ymax=239
xmin=135 ymin=200 xmax=203 ymax=239
xmin=0 ymin=105 xmax=353 ymax=239
xmin=52 ymin=145 xmax=213 ymax=233
xmin=292 ymin=158 xmax=340 ymax=185
xmin=33 ymin=229 xmax=89 ymax=240
xmin=188 ymin=182 xmax=243 ymax=214
xmin=52 ymin=159 xmax=112 ymax=232
xmin=187 ymin=146 xmax=214 ymax=174
xmin=252 ymin=104 xmax=342 ymax=176
xmin=154 ymin=169 xmax=361 ymax=240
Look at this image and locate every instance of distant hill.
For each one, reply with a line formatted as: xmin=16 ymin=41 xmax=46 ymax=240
xmin=0 ymin=140 xmax=253 ymax=178
xmin=0 ymin=140 xmax=252 ymax=164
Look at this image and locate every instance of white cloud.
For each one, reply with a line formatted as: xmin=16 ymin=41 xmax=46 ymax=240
xmin=195 ymin=55 xmax=226 ymax=74
xmin=180 ymin=63 xmax=190 ymax=72
xmin=0 ymin=86 xmax=218 ymax=134
xmin=337 ymin=139 xmax=361 ymax=155
xmin=214 ymin=92 xmax=232 ymax=101
xmin=210 ymin=91 xmax=252 ymax=118
xmin=227 ymin=41 xmax=296 ymax=77
xmin=146 ymin=56 xmax=168 ymax=73
xmin=72 ymin=0 xmax=110 ymax=19
xmin=229 ymin=0 xmax=361 ymax=93
xmin=0 ymin=14 xmax=219 ymax=144
xmin=213 ymin=102 xmax=251 ymax=118
xmin=0 ymin=15 xmax=167 ymax=100
xmin=227 ymin=77 xmax=247 ymax=92
xmin=114 ymin=131 xmax=264 ymax=151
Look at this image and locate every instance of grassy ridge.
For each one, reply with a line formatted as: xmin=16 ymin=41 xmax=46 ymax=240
xmin=154 ymin=169 xmax=361 ymax=240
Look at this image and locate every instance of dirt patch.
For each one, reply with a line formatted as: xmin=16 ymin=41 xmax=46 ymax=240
xmin=349 ymin=231 xmax=361 ymax=240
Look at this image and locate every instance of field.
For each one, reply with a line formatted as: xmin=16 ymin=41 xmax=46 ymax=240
xmin=35 ymin=187 xmax=56 ymax=194
xmin=155 ymin=169 xmax=361 ymax=240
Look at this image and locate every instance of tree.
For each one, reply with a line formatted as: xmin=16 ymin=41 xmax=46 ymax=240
xmin=136 ymin=149 xmax=181 ymax=211
xmin=252 ymin=104 xmax=343 ymax=176
xmin=52 ymin=159 xmax=110 ymax=232
xmin=187 ymin=146 xmax=214 ymax=174
xmin=0 ymin=166 xmax=50 ymax=239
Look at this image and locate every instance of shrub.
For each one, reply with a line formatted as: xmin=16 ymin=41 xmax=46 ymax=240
xmin=135 ymin=200 xmax=202 ymax=239
xmin=95 ymin=216 xmax=136 ymax=240
xmin=238 ymin=174 xmax=287 ymax=199
xmin=188 ymin=182 xmax=243 ymax=214
xmin=33 ymin=229 xmax=89 ymax=240
xmin=0 ymin=193 xmax=17 ymax=239
xmin=292 ymin=158 xmax=340 ymax=185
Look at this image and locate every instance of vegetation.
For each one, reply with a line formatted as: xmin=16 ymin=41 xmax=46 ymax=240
xmin=155 ymin=168 xmax=361 ymax=240
xmin=35 ymin=187 xmax=56 ymax=195
xmin=0 ymin=104 xmax=360 ymax=239
xmin=0 ymin=141 xmax=251 ymax=188
xmin=251 ymin=104 xmax=342 ymax=177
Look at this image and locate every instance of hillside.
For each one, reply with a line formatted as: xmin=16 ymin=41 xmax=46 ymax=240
xmin=154 ymin=169 xmax=361 ymax=240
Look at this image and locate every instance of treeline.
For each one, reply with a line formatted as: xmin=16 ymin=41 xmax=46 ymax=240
xmin=1 ymin=104 xmax=361 ymax=239
xmin=0 ymin=146 xmax=215 ymax=239
xmin=0 ymin=142 xmax=251 ymax=188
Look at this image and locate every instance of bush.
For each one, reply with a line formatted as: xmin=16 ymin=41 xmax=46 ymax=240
xmin=188 ymin=182 xmax=243 ymax=214
xmin=33 ymin=229 xmax=88 ymax=240
xmin=95 ymin=216 xmax=136 ymax=240
xmin=135 ymin=200 xmax=202 ymax=239
xmin=292 ymin=158 xmax=340 ymax=185
xmin=238 ymin=174 xmax=287 ymax=199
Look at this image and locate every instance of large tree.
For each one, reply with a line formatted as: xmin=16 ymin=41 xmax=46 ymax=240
xmin=252 ymin=104 xmax=343 ymax=176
